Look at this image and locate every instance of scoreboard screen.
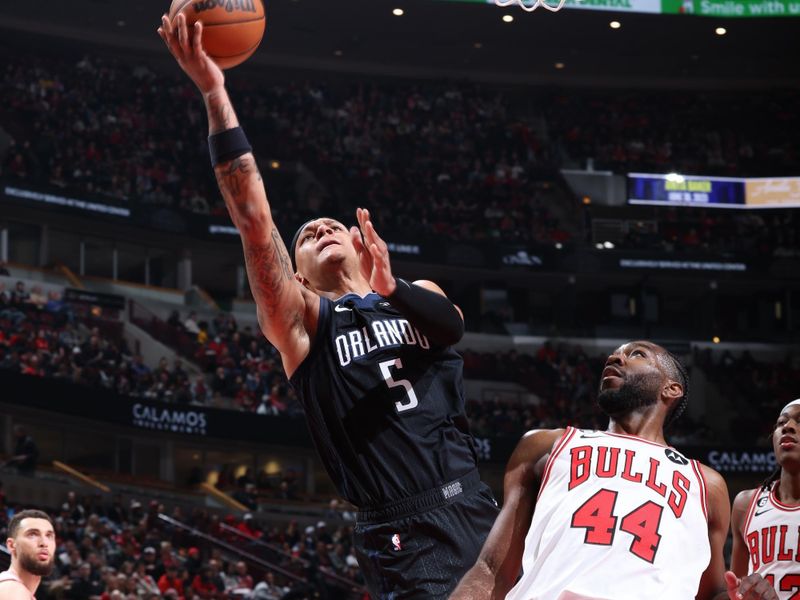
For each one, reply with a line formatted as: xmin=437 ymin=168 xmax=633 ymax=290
xmin=627 ymin=173 xmax=800 ymax=209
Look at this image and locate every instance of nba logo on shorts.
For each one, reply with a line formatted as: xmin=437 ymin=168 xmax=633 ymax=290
xmin=392 ymin=533 xmax=402 ymax=551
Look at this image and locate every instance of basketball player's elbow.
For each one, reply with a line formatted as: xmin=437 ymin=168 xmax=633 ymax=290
xmin=435 ymin=315 xmax=464 ymax=347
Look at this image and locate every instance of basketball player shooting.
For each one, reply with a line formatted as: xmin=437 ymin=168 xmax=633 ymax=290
xmin=730 ymin=399 xmax=800 ymax=599
xmin=451 ymin=341 xmax=777 ymax=600
xmin=158 ymin=14 xmax=498 ymax=599
xmin=0 ymin=510 xmax=56 ymax=599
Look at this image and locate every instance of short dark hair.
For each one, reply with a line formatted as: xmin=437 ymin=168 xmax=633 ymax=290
xmin=8 ymin=509 xmax=53 ymax=539
xmin=660 ymin=350 xmax=689 ymax=428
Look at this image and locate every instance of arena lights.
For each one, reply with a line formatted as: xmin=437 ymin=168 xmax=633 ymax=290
xmin=554 ymin=62 xmax=565 ymax=69
xmin=712 ymin=336 xmax=721 ymax=344
xmin=392 ymin=8 xmax=405 ymax=16
xmin=715 ymin=26 xmax=727 ymax=35
xmin=595 ymin=241 xmax=615 ymax=250
xmin=502 ymin=14 xmax=515 ymax=22
xmin=609 ymin=20 xmax=621 ymax=29
xmin=665 ymin=172 xmax=685 ymax=183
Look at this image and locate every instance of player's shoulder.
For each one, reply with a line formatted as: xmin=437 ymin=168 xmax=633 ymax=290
xmin=695 ymin=462 xmax=728 ymax=494
xmin=514 ymin=428 xmax=568 ymax=462
xmin=731 ymin=487 xmax=760 ymax=512
xmin=0 ymin=579 xmax=33 ymax=600
xmin=411 ymin=279 xmax=446 ymax=295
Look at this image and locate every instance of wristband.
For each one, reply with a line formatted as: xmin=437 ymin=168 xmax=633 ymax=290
xmin=209 ymin=127 xmax=252 ymax=167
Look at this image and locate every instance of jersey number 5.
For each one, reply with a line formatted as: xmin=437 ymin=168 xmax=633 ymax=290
xmin=379 ymin=358 xmax=419 ymax=413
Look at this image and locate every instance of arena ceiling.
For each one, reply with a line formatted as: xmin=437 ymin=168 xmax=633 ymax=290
xmin=1 ymin=0 xmax=798 ymax=87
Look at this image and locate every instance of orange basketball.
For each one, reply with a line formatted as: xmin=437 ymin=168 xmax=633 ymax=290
xmin=169 ymin=0 xmax=266 ymax=70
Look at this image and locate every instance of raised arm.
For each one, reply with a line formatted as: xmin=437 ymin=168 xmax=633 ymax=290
xmin=352 ymin=207 xmax=464 ymax=346
xmin=158 ymin=14 xmax=314 ymax=374
xmin=450 ymin=428 xmax=564 ymax=599
xmin=697 ymin=468 xmax=776 ymax=600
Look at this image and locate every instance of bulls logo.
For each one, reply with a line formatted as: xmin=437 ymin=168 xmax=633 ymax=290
xmin=665 ymin=448 xmax=689 ymax=466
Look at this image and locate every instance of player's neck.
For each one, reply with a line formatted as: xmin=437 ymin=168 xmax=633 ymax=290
xmin=777 ymin=471 xmax=800 ymax=505
xmin=311 ymin=269 xmax=372 ymax=300
xmin=10 ymin=563 xmax=40 ymax=594
xmin=606 ymin=412 xmax=667 ymax=445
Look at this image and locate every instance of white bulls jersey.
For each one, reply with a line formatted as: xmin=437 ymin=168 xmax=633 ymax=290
xmin=742 ymin=483 xmax=800 ymax=599
xmin=506 ymin=427 xmax=711 ymax=600
xmin=0 ymin=570 xmax=36 ymax=599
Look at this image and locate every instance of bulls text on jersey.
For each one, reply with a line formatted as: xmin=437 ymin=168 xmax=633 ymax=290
xmin=747 ymin=524 xmax=800 ymax=570
xmin=568 ymin=444 xmax=692 ymax=519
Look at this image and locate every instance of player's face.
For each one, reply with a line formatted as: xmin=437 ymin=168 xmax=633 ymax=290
xmin=773 ymin=405 xmax=800 ymax=464
xmin=596 ymin=341 xmax=665 ymax=418
xmin=9 ymin=518 xmax=56 ymax=577
xmin=294 ymin=218 xmax=356 ymax=277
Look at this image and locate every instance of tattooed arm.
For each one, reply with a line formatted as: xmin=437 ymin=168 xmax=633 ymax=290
xmin=158 ymin=12 xmax=316 ymax=375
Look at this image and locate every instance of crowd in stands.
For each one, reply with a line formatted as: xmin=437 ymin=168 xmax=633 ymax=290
xmin=544 ymin=90 xmax=799 ymax=177
xmin=612 ymin=206 xmax=800 ymax=258
xmin=463 ymin=341 xmax=712 ymax=445
xmin=0 ymin=278 xmax=723 ymax=446
xmin=4 ymin=49 xmax=800 ymax=248
xmin=0 ymin=279 xmax=298 ymax=411
xmin=6 ymin=276 xmax=795 ymax=448
xmin=696 ymin=347 xmax=800 ymax=445
xmin=0 ymin=490 xmax=367 ymax=599
xmin=1 ymin=51 xmax=567 ymax=247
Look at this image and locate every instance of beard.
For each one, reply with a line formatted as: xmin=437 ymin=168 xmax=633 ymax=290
xmin=19 ymin=550 xmax=55 ymax=577
xmin=597 ymin=371 xmax=661 ymax=419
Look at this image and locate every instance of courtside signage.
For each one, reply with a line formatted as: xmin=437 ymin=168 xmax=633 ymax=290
xmin=453 ymin=0 xmax=800 ymax=15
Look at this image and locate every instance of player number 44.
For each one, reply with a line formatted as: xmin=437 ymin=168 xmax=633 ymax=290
xmin=378 ymin=358 xmax=419 ymax=413
xmin=570 ymin=488 xmax=663 ymax=563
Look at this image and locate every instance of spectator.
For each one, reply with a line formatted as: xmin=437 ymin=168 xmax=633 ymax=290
xmin=184 ymin=311 xmax=200 ymax=335
xmin=157 ymin=564 xmax=185 ymax=598
xmin=251 ymin=571 xmax=287 ymax=600
xmin=7 ymin=424 xmax=39 ymax=475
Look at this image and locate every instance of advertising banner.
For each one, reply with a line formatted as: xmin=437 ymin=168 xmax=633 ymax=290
xmin=449 ymin=0 xmax=800 ymax=16
xmin=745 ymin=177 xmax=800 ymax=208
xmin=628 ymin=173 xmax=800 ymax=209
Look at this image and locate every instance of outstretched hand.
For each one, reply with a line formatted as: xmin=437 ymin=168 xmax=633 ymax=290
xmin=157 ymin=13 xmax=224 ymax=94
xmin=724 ymin=571 xmax=778 ymax=600
xmin=351 ymin=208 xmax=396 ymax=297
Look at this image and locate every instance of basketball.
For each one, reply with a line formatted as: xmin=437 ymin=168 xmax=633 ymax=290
xmin=168 ymin=0 xmax=266 ymax=70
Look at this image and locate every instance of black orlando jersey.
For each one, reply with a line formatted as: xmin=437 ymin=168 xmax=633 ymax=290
xmin=289 ymin=292 xmax=478 ymax=508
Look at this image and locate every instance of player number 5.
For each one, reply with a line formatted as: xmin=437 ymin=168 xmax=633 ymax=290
xmin=379 ymin=358 xmax=419 ymax=413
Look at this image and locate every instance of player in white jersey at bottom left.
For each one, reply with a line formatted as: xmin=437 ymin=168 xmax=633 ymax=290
xmin=0 ymin=509 xmax=56 ymax=600
xmin=451 ymin=340 xmax=777 ymax=600
xmin=731 ymin=398 xmax=800 ymax=600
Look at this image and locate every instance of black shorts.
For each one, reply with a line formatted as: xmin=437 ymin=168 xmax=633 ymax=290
xmin=353 ymin=470 xmax=499 ymax=600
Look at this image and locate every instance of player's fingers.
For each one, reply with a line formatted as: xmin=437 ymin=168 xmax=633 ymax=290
xmin=737 ymin=574 xmax=774 ymax=600
xmin=350 ymin=227 xmax=364 ymax=253
xmin=369 ymin=242 xmax=384 ymax=262
xmin=359 ymin=208 xmax=376 ymax=247
xmin=356 ymin=207 xmax=368 ymax=235
xmin=724 ymin=571 xmax=740 ymax=592
xmin=365 ymin=220 xmax=387 ymax=252
xmin=192 ymin=21 xmax=204 ymax=58
xmin=161 ymin=13 xmax=174 ymax=37
xmin=159 ymin=15 xmax=179 ymax=56
xmin=177 ymin=13 xmax=191 ymax=55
